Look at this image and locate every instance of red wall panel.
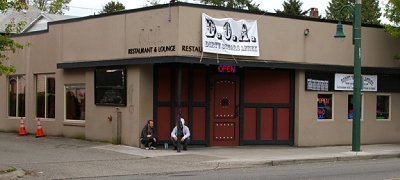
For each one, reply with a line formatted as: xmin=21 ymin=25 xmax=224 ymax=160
xmin=243 ymin=108 xmax=256 ymax=140
xmin=157 ymin=67 xmax=171 ymax=102
xmin=157 ymin=107 xmax=171 ymax=141
xmin=181 ymin=68 xmax=189 ymax=102
xmin=260 ymin=108 xmax=273 ymax=140
xmin=244 ymin=70 xmax=290 ymax=104
xmin=193 ymin=69 xmax=206 ymax=102
xmin=192 ymin=107 xmax=206 ymax=141
xmin=277 ymin=108 xmax=290 ymax=141
xmin=180 ymin=107 xmax=188 ymax=125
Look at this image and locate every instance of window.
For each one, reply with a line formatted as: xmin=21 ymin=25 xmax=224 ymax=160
xmin=347 ymin=94 xmax=363 ymax=120
xmin=8 ymin=75 xmax=26 ymax=117
xmin=317 ymin=94 xmax=333 ymax=120
xmin=65 ymin=84 xmax=85 ymax=120
xmin=95 ymin=68 xmax=127 ymax=106
xmin=36 ymin=74 xmax=55 ymax=118
xmin=376 ymin=95 xmax=390 ymax=120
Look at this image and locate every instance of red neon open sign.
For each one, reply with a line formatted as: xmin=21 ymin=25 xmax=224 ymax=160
xmin=218 ymin=65 xmax=236 ymax=73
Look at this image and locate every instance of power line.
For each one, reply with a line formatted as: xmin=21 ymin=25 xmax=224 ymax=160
xmin=68 ymin=6 xmax=101 ymax=11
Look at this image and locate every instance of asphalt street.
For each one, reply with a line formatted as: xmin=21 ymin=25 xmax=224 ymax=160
xmin=96 ymin=158 xmax=400 ymax=180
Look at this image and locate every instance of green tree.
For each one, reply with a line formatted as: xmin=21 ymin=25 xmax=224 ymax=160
xmin=0 ymin=0 xmax=27 ymax=75
xmin=28 ymin=0 xmax=71 ymax=15
xmin=275 ymin=0 xmax=309 ymax=16
xmin=200 ymin=0 xmax=261 ymax=11
xmin=384 ymin=0 xmax=400 ymax=38
xmin=99 ymin=1 xmax=125 ymax=14
xmin=325 ymin=0 xmax=381 ymax=25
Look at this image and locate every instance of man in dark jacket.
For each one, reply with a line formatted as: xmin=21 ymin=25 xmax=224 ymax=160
xmin=141 ymin=120 xmax=157 ymax=150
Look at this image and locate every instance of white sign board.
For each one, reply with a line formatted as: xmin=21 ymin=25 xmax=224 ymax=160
xmin=307 ymin=79 xmax=329 ymax=91
xmin=202 ymin=13 xmax=259 ymax=56
xmin=334 ymin=73 xmax=377 ymax=91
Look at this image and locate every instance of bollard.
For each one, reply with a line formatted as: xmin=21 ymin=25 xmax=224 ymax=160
xmin=112 ymin=107 xmax=122 ymax=144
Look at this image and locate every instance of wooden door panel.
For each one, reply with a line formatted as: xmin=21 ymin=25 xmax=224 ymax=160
xmin=210 ymin=74 xmax=239 ymax=146
xmin=214 ymin=80 xmax=236 ymax=118
xmin=213 ymin=122 xmax=236 ymax=141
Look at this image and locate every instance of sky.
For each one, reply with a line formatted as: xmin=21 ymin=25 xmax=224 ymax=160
xmin=64 ymin=0 xmax=390 ymax=23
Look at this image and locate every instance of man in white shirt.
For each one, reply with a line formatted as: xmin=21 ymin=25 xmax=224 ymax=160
xmin=170 ymin=118 xmax=191 ymax=151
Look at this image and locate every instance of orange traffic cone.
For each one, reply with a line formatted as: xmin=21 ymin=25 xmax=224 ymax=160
xmin=19 ymin=117 xmax=28 ymax=136
xmin=36 ymin=118 xmax=45 ymax=138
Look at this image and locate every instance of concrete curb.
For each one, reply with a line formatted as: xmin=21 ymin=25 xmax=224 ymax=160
xmin=271 ymin=153 xmax=400 ymax=166
xmin=0 ymin=167 xmax=25 ymax=180
xmin=211 ymin=152 xmax=400 ymax=168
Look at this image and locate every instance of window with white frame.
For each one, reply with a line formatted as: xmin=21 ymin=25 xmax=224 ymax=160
xmin=65 ymin=84 xmax=86 ymax=120
xmin=317 ymin=94 xmax=333 ymax=120
xmin=376 ymin=95 xmax=390 ymax=120
xmin=347 ymin=94 xmax=363 ymax=120
xmin=8 ymin=75 xmax=26 ymax=117
xmin=36 ymin=74 xmax=55 ymax=118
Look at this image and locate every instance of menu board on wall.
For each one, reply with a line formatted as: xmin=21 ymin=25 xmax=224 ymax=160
xmin=307 ymin=79 xmax=329 ymax=91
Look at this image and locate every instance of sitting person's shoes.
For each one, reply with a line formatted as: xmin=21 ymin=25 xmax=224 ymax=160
xmin=183 ymin=147 xmax=187 ymax=151
xmin=150 ymin=146 xmax=157 ymax=150
xmin=145 ymin=147 xmax=149 ymax=150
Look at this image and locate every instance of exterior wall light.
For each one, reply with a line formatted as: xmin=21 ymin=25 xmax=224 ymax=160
xmin=304 ymin=28 xmax=310 ymax=36
xmin=334 ymin=21 xmax=346 ymax=38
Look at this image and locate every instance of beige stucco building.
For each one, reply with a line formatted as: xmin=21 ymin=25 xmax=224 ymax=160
xmin=1 ymin=2 xmax=400 ymax=147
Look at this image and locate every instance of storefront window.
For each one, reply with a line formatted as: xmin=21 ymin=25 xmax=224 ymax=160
xmin=376 ymin=95 xmax=390 ymax=120
xmin=95 ymin=68 xmax=127 ymax=106
xmin=65 ymin=84 xmax=85 ymax=120
xmin=317 ymin=94 xmax=333 ymax=120
xmin=36 ymin=74 xmax=55 ymax=118
xmin=347 ymin=94 xmax=363 ymax=120
xmin=8 ymin=75 xmax=26 ymax=117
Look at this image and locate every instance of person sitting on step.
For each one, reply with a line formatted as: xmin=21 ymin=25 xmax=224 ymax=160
xmin=141 ymin=120 xmax=157 ymax=150
xmin=170 ymin=118 xmax=191 ymax=151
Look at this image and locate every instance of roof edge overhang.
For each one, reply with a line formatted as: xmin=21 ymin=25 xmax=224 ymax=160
xmin=49 ymin=2 xmax=382 ymax=28
xmin=57 ymin=56 xmax=400 ymax=75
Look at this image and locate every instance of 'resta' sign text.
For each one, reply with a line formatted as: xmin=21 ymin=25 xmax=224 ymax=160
xmin=202 ymin=13 xmax=259 ymax=57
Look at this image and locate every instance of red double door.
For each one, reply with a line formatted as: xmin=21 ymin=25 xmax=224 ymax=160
xmin=209 ymin=74 xmax=240 ymax=146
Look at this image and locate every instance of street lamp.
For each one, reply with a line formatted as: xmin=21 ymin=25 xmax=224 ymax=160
xmin=334 ymin=0 xmax=362 ymax=152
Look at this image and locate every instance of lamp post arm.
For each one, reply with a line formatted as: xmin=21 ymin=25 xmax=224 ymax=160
xmin=337 ymin=4 xmax=354 ymax=23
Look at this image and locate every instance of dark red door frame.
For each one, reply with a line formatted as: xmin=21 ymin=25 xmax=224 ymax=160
xmin=154 ymin=64 xmax=208 ymax=145
xmin=154 ymin=64 xmax=294 ymax=146
xmin=239 ymin=69 xmax=295 ymax=145
xmin=209 ymin=74 xmax=240 ymax=146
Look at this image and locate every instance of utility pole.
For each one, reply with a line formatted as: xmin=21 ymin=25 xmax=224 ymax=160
xmin=352 ymin=0 xmax=362 ymax=152
xmin=334 ymin=0 xmax=362 ymax=152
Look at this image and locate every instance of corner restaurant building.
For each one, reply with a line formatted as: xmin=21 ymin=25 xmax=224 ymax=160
xmin=1 ymin=2 xmax=400 ymax=147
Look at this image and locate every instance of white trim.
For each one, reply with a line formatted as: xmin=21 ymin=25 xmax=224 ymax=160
xmin=35 ymin=74 xmax=55 ymax=119
xmin=7 ymin=75 xmax=25 ymax=118
xmin=64 ymin=84 xmax=86 ymax=121
xmin=317 ymin=92 xmax=334 ymax=122
xmin=63 ymin=120 xmax=85 ymax=127
xmin=347 ymin=93 xmax=364 ymax=122
xmin=376 ymin=94 xmax=391 ymax=121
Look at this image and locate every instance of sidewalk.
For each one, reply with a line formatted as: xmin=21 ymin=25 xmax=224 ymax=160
xmin=95 ymin=143 xmax=400 ymax=168
xmin=1 ymin=134 xmax=400 ymax=179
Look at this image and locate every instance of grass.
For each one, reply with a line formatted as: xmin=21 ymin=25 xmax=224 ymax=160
xmin=0 ymin=166 xmax=16 ymax=174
